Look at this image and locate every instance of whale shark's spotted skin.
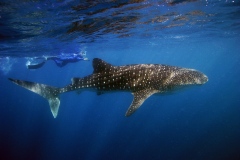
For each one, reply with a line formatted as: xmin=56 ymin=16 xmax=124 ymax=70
xmin=9 ymin=58 xmax=208 ymax=118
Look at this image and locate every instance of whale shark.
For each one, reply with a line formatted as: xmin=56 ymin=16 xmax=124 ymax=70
xmin=9 ymin=58 xmax=208 ymax=118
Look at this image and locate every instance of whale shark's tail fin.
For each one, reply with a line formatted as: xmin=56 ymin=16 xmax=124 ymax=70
xmin=8 ymin=78 xmax=61 ymax=118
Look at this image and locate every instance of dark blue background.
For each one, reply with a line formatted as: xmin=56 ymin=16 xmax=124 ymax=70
xmin=1 ymin=38 xmax=240 ymax=160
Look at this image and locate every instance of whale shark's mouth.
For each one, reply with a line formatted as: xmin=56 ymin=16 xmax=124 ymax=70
xmin=202 ymin=75 xmax=208 ymax=84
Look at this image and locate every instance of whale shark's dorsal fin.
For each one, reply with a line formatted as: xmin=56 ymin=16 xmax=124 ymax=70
xmin=92 ymin=58 xmax=114 ymax=73
xmin=125 ymin=89 xmax=159 ymax=117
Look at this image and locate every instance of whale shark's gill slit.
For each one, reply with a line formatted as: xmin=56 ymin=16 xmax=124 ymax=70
xmin=8 ymin=78 xmax=61 ymax=118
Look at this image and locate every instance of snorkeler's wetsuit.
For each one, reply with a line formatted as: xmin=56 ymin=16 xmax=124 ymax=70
xmin=46 ymin=54 xmax=84 ymax=67
xmin=27 ymin=53 xmax=85 ymax=69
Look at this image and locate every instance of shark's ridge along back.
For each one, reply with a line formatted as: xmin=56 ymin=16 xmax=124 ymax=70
xmin=9 ymin=58 xmax=208 ymax=118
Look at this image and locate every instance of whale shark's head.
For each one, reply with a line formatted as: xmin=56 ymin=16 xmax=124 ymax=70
xmin=161 ymin=68 xmax=208 ymax=93
xmin=187 ymin=69 xmax=208 ymax=84
xmin=166 ymin=68 xmax=208 ymax=87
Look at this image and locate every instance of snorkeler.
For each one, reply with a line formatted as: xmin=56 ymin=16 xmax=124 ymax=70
xmin=26 ymin=51 xmax=88 ymax=69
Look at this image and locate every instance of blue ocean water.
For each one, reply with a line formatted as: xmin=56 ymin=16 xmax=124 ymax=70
xmin=0 ymin=0 xmax=240 ymax=159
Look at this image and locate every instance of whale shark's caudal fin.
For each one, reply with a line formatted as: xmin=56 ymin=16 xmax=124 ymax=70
xmin=8 ymin=78 xmax=61 ymax=118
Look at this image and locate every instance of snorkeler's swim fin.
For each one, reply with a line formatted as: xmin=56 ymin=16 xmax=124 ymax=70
xmin=27 ymin=60 xmax=46 ymax=69
xmin=8 ymin=78 xmax=61 ymax=118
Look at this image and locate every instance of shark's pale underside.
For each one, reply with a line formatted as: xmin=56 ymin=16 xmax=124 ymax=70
xmin=9 ymin=58 xmax=208 ymax=118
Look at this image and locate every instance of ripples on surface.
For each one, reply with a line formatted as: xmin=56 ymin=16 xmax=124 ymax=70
xmin=0 ymin=0 xmax=239 ymax=57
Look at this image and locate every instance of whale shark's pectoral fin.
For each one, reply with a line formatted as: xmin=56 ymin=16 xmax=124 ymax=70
xmin=125 ymin=89 xmax=159 ymax=117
